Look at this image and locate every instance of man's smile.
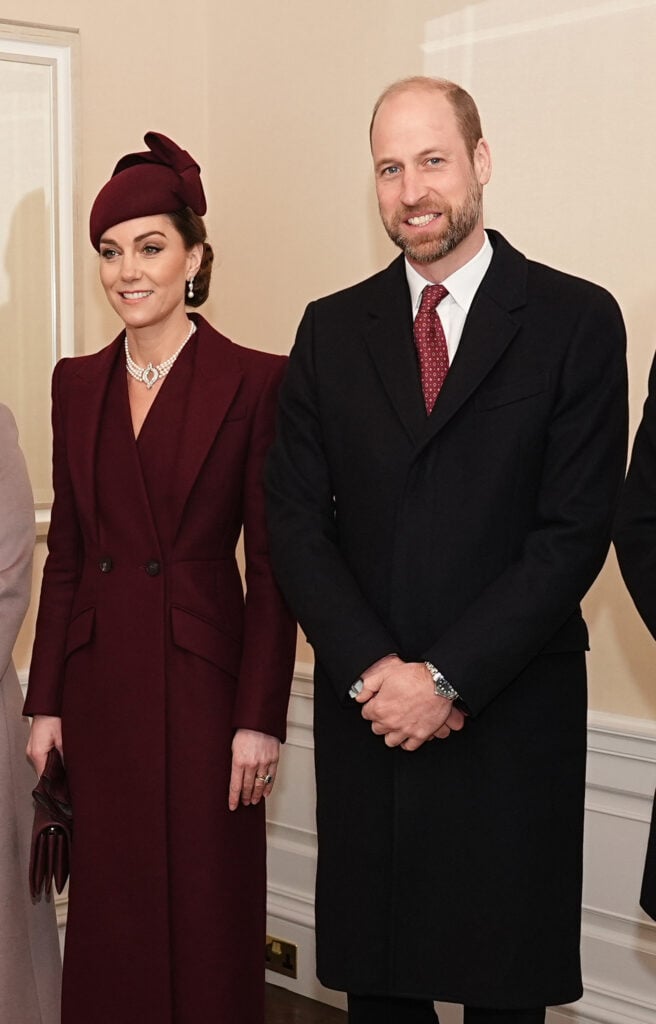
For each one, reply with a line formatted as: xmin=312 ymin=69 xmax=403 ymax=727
xmin=406 ymin=213 xmax=441 ymax=227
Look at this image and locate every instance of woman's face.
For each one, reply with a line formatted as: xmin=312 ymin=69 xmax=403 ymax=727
xmin=98 ymin=214 xmax=201 ymax=331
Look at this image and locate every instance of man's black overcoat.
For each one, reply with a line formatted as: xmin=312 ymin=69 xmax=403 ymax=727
xmin=266 ymin=232 xmax=628 ymax=1006
xmin=614 ymin=350 xmax=656 ymax=921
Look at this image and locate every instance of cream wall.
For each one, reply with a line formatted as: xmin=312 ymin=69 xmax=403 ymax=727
xmin=5 ymin=0 xmax=656 ymax=721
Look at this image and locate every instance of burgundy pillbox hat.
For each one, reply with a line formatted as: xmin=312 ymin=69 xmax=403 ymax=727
xmin=89 ymin=131 xmax=207 ymax=250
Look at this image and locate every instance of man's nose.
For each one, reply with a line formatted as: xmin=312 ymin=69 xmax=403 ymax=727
xmin=400 ymin=169 xmax=429 ymax=207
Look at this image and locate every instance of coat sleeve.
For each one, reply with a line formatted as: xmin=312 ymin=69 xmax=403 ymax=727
xmin=0 ymin=405 xmax=34 ymax=681
xmin=613 ymin=349 xmax=656 ymax=639
xmin=24 ymin=360 xmax=83 ymax=716
xmin=231 ymin=357 xmax=297 ymax=741
xmin=423 ymin=288 xmax=628 ymax=715
xmin=266 ymin=305 xmax=399 ymax=699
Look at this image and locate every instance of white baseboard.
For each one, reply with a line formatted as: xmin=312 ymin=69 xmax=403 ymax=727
xmin=265 ymin=687 xmax=656 ymax=1021
xmin=24 ymin=667 xmax=656 ymax=1019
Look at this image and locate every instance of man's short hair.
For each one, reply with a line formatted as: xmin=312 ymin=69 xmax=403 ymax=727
xmin=369 ymin=76 xmax=483 ymax=163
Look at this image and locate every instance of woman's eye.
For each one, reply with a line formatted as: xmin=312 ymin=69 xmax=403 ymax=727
xmin=100 ymin=248 xmax=118 ymax=260
xmin=143 ymin=245 xmax=162 ymax=255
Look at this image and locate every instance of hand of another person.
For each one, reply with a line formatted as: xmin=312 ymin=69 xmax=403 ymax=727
xmin=229 ymin=728 xmax=280 ymax=811
xmin=358 ymin=660 xmax=465 ymax=750
xmin=26 ymin=715 xmax=63 ymax=776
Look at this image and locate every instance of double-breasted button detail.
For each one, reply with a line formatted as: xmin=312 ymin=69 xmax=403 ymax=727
xmin=145 ymin=560 xmax=161 ymax=577
xmin=99 ymin=557 xmax=113 ymax=573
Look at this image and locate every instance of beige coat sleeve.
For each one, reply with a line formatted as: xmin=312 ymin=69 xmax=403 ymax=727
xmin=0 ymin=403 xmax=34 ymax=678
xmin=0 ymin=404 xmax=61 ymax=1023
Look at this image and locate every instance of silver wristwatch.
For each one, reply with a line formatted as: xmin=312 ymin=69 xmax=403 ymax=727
xmin=424 ymin=661 xmax=459 ymax=701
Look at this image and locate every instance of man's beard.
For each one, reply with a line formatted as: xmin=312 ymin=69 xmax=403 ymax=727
xmin=382 ymin=178 xmax=482 ymax=264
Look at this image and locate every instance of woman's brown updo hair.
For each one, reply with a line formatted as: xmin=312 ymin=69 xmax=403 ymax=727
xmin=167 ymin=207 xmax=214 ymax=307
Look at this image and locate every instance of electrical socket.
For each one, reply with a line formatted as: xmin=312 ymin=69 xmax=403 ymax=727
xmin=265 ymin=934 xmax=298 ymax=978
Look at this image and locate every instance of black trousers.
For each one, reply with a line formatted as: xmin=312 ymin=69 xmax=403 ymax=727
xmin=347 ymin=994 xmax=546 ymax=1024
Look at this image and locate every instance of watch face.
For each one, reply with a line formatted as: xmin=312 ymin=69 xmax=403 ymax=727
xmin=424 ymin=661 xmax=458 ymax=701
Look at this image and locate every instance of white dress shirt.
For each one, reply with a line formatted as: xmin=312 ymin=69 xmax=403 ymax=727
xmin=405 ymin=232 xmax=493 ymax=363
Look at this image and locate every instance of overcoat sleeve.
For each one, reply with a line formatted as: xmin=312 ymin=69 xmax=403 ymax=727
xmin=231 ymin=358 xmax=297 ymax=741
xmin=0 ymin=405 xmax=34 ymax=680
xmin=420 ymin=289 xmax=627 ymax=713
xmin=614 ymin=349 xmax=656 ymax=638
xmin=24 ymin=360 xmax=83 ymax=716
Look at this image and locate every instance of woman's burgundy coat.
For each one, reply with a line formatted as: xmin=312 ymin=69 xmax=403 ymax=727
xmin=24 ymin=315 xmax=296 ymax=1024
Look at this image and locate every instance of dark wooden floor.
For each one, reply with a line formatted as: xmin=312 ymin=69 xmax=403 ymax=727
xmin=266 ymin=984 xmax=347 ymax=1022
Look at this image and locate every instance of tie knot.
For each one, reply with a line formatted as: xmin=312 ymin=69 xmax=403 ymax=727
xmin=418 ymin=283 xmax=448 ymax=313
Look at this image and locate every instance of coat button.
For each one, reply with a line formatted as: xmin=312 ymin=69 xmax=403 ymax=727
xmin=99 ymin=557 xmax=113 ymax=573
xmin=145 ymin=560 xmax=161 ymax=577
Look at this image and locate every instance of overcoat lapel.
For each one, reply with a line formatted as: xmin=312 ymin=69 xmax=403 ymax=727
xmin=65 ymin=338 xmax=123 ymax=546
xmin=419 ymin=232 xmax=528 ymax=448
xmin=363 ymin=256 xmax=426 ymax=445
xmin=63 ymin=318 xmax=244 ymax=547
xmin=365 ymin=234 xmax=528 ymax=454
xmin=418 ymin=231 xmax=528 ymax=450
xmin=169 ymin=317 xmax=243 ymax=537
xmin=418 ymin=297 xmax=519 ymax=446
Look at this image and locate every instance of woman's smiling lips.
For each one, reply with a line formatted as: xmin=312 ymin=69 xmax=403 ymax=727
xmin=119 ymin=290 xmax=154 ymax=301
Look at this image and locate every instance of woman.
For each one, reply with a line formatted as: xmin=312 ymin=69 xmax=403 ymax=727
xmin=0 ymin=403 xmax=61 ymax=1023
xmin=24 ymin=132 xmax=296 ymax=1024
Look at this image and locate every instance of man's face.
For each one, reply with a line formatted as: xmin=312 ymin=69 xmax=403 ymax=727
xmin=371 ymin=88 xmax=490 ymax=270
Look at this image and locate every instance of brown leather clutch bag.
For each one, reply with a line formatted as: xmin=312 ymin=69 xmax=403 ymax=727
xmin=29 ymin=747 xmax=73 ymax=898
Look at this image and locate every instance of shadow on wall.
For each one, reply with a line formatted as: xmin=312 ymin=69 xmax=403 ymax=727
xmin=0 ymin=187 xmax=53 ymax=507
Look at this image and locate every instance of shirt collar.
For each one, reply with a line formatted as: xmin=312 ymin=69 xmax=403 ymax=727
xmin=406 ymin=231 xmax=494 ymax=317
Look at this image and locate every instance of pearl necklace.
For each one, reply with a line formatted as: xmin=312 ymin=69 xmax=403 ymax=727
xmin=125 ymin=320 xmax=197 ymax=390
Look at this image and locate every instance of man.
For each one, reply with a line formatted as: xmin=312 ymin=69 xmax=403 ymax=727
xmin=266 ymin=77 xmax=628 ymax=1023
xmin=614 ymin=353 xmax=656 ymax=921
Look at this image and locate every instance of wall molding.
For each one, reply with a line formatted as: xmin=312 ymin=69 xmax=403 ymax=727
xmin=266 ymin=678 xmax=656 ymax=1021
xmin=23 ymin=664 xmax=656 ymax=1019
xmin=422 ymin=0 xmax=656 ymax=56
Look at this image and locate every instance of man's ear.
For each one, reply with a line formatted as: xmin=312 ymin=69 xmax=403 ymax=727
xmin=474 ymin=138 xmax=492 ymax=186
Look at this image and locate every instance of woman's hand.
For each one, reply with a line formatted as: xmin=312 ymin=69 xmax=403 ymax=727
xmin=26 ymin=715 xmax=63 ymax=776
xmin=229 ymin=729 xmax=280 ymax=811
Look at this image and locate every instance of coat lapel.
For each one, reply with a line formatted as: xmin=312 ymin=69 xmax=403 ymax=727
xmin=363 ymin=256 xmax=427 ymax=445
xmin=169 ymin=316 xmax=243 ymax=535
xmin=65 ymin=337 xmax=123 ymax=545
xmin=416 ymin=231 xmax=528 ymax=451
xmin=362 ymin=236 xmax=529 ymax=451
xmin=64 ymin=319 xmax=243 ymax=547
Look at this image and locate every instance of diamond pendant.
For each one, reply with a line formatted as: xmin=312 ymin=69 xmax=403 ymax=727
xmin=143 ymin=363 xmax=159 ymax=389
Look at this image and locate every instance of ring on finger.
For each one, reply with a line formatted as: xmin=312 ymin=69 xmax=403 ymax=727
xmin=255 ymin=773 xmax=273 ymax=784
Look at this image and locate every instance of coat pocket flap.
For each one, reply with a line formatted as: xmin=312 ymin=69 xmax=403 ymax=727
xmin=171 ymin=605 xmax=241 ymax=678
xmin=64 ymin=607 xmax=95 ymax=658
xmin=476 ymin=373 xmax=549 ymax=410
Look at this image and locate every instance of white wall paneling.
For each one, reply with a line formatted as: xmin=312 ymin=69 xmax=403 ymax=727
xmin=20 ymin=670 xmax=656 ymax=1018
xmin=264 ymin=673 xmax=656 ymax=1022
xmin=0 ymin=21 xmax=78 ymax=515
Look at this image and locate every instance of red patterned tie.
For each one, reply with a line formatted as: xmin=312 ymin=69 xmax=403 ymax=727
xmin=413 ymin=284 xmax=449 ymax=413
